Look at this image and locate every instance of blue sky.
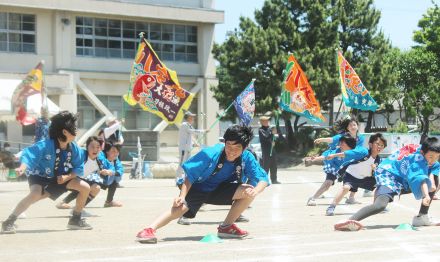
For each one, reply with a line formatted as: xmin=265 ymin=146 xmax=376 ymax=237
xmin=214 ymin=0 xmax=439 ymax=49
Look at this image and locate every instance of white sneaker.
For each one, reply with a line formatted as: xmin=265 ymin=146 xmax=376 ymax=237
xmin=363 ymin=190 xmax=374 ymax=197
xmin=345 ymin=198 xmax=362 ymax=205
xmin=412 ymin=214 xmax=440 ymax=227
xmin=177 ymin=217 xmax=191 ymax=225
xmin=306 ymin=197 xmax=316 ymax=206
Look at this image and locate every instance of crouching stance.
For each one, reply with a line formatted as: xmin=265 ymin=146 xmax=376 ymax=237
xmin=135 ymin=125 xmax=269 ymax=243
xmin=1 ymin=111 xmax=92 ymax=234
xmin=334 ymin=137 xmax=440 ymax=231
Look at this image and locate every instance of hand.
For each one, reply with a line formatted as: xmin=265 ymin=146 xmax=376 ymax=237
xmin=371 ymin=164 xmax=377 ymax=170
xmin=57 ymin=175 xmax=69 ymax=184
xmin=173 ymin=196 xmax=186 ymax=207
xmin=100 ymin=169 xmax=113 ymax=176
xmin=241 ymin=184 xmax=257 ymax=198
xmin=325 ymin=154 xmax=336 ymax=160
xmin=314 ymin=138 xmax=321 ymax=145
xmin=15 ymin=167 xmax=26 ymax=177
xmin=422 ymin=196 xmax=431 ymax=206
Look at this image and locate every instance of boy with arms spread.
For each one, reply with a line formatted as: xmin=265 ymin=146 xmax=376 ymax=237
xmin=1 ymin=111 xmax=92 ymax=234
xmin=135 ymin=125 xmax=269 ymax=243
xmin=326 ymin=133 xmax=387 ymax=216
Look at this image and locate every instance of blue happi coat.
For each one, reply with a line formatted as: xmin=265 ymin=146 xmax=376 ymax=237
xmin=97 ymin=151 xmax=124 ymax=185
xmin=182 ymin=143 xmax=269 ymax=188
xmin=375 ymin=144 xmax=440 ymax=199
xmin=21 ymin=139 xmax=83 ymax=178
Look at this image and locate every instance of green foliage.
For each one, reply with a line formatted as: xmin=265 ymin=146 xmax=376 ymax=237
xmin=387 ymin=120 xmax=409 ymax=133
xmin=212 ymin=0 xmax=395 ymax=124
xmin=413 ymin=3 xmax=440 ymax=59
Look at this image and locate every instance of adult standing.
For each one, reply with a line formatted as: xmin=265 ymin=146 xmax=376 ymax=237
xmin=104 ymin=116 xmax=124 ymax=146
xmin=175 ymin=111 xmax=206 ymax=185
xmin=259 ymin=113 xmax=280 ymax=184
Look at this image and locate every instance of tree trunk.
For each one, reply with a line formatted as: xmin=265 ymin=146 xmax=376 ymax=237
xmin=284 ymin=115 xmax=296 ymax=150
xmin=328 ymin=100 xmax=334 ymax=127
xmin=293 ymin=115 xmax=300 ymax=133
xmin=420 ymin=115 xmax=429 ymax=144
xmin=365 ymin=111 xmax=373 ymax=133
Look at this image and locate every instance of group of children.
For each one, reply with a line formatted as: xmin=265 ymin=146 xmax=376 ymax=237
xmin=305 ymin=117 xmax=440 ymax=231
xmin=1 ymin=111 xmax=124 ymax=234
xmin=2 ymin=110 xmax=440 ymax=243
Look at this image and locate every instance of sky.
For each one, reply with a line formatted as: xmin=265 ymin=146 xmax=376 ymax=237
xmin=214 ymin=0 xmax=439 ymax=50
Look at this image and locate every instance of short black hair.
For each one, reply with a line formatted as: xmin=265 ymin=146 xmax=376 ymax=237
xmin=86 ymin=136 xmax=102 ymax=149
xmin=339 ymin=134 xmax=356 ymax=149
xmin=334 ymin=116 xmax=359 ymax=133
xmin=421 ymin=137 xmax=440 ymax=154
xmin=49 ymin=111 xmax=77 ymax=142
xmin=369 ymin=133 xmax=387 ymax=148
xmin=223 ymin=125 xmax=253 ymax=149
xmin=104 ymin=141 xmax=121 ymax=158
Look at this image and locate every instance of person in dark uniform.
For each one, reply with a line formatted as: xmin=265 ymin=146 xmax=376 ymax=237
xmin=258 ymin=113 xmax=280 ymax=184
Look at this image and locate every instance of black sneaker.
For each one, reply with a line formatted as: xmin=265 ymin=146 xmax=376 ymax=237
xmin=1 ymin=220 xmax=16 ymax=234
xmin=67 ymin=217 xmax=93 ymax=230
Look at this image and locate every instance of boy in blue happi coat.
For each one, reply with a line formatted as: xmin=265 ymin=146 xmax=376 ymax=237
xmin=1 ymin=111 xmax=92 ymax=234
xmin=335 ymin=137 xmax=440 ymax=231
xmin=135 ymin=125 xmax=269 ymax=244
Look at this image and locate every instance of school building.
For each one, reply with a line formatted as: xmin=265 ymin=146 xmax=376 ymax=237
xmin=0 ymin=0 xmax=223 ymax=159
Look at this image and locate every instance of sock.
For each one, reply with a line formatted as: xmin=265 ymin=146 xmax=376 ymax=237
xmin=220 ymin=223 xmax=231 ymax=228
xmin=5 ymin=214 xmax=18 ymax=224
xmin=85 ymin=194 xmax=95 ymax=206
xmin=72 ymin=211 xmax=81 ymax=219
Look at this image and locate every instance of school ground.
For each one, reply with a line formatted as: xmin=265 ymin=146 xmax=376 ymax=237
xmin=1 ymin=165 xmax=440 ymax=262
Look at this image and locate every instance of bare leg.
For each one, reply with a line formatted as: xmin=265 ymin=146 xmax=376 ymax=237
xmin=150 ymin=205 xmax=189 ymax=230
xmin=223 ymin=185 xmax=255 ymax=225
xmin=331 ymin=185 xmax=351 ymax=206
xmin=66 ymin=178 xmax=91 ymax=214
xmin=11 ymin=184 xmax=49 ymax=216
xmin=312 ymin=180 xmax=333 ymax=199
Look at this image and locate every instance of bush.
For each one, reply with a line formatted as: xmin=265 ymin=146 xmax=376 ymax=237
xmin=387 ymin=120 xmax=409 ymax=133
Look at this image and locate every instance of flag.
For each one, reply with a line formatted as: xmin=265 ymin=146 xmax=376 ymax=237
xmin=279 ymin=54 xmax=325 ymax=122
xmin=337 ymin=51 xmax=378 ymax=111
xmin=12 ymin=61 xmax=44 ymax=125
xmin=123 ymin=36 xmax=194 ymax=124
xmin=233 ymin=80 xmax=255 ymax=126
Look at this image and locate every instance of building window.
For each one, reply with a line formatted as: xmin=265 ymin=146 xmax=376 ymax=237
xmin=77 ymin=94 xmax=162 ymax=130
xmin=75 ymin=16 xmax=197 ymax=62
xmin=0 ymin=12 xmax=36 ymax=53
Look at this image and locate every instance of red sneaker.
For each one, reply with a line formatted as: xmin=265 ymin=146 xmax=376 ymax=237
xmin=217 ymin=223 xmax=248 ymax=238
xmin=136 ymin=227 xmax=157 ymax=244
xmin=334 ymin=220 xmax=363 ymax=231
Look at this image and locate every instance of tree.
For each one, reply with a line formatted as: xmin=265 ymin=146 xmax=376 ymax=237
xmin=212 ymin=0 xmax=394 ymax=149
xmin=413 ymin=2 xmax=440 ymax=58
xmin=396 ymin=48 xmax=440 ymax=141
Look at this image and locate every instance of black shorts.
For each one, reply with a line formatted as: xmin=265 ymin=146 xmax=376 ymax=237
xmin=28 ymin=176 xmax=70 ymax=201
xmin=183 ymin=182 xmax=240 ymax=218
xmin=325 ymin=173 xmax=337 ymax=185
xmin=343 ymin=173 xmax=376 ymax=192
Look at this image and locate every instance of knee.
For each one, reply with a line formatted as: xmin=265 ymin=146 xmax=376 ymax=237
xmin=79 ymin=182 xmax=91 ymax=193
xmin=91 ymin=184 xmax=101 ymax=195
xmin=28 ymin=191 xmax=43 ymax=202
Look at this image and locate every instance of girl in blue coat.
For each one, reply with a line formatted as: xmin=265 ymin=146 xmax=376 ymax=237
xmin=56 ymin=136 xmax=114 ymax=211
xmin=100 ymin=142 xmax=124 ymax=207
xmin=1 ymin=111 xmax=92 ymax=234
xmin=335 ymin=137 xmax=440 ymax=231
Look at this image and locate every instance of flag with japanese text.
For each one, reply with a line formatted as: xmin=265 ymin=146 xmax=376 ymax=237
xmin=123 ymin=36 xmax=194 ymax=124
xmin=233 ymin=80 xmax=255 ymax=126
xmin=12 ymin=61 xmax=44 ymax=125
xmin=279 ymin=54 xmax=325 ymax=122
xmin=337 ymin=51 xmax=378 ymax=111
